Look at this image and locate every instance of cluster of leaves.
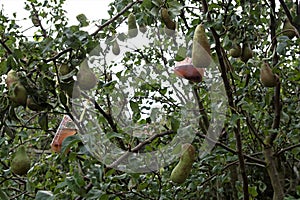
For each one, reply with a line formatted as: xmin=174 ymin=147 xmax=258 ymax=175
xmin=0 ymin=0 xmax=300 ymax=199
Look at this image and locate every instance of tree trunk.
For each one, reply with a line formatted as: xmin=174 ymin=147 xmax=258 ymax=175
xmin=263 ymin=147 xmax=284 ymax=200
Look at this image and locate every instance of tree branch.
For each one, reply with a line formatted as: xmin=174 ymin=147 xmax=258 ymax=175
xmin=107 ymin=130 xmax=174 ymax=169
xmin=197 ymin=132 xmax=266 ymax=166
xmin=276 ymin=143 xmax=300 ymax=156
xmin=0 ymin=39 xmax=13 ymax=54
xmin=91 ymin=0 xmax=143 ymax=37
xmin=43 ymin=47 xmax=73 ymax=63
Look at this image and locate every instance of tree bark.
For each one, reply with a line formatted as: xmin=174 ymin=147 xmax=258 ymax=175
xmin=263 ymin=147 xmax=284 ymax=200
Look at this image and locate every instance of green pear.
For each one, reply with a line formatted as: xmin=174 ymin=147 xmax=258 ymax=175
xmin=128 ymin=13 xmax=138 ymax=38
xmin=161 ymin=8 xmax=176 ymax=30
xmin=229 ymin=43 xmax=242 ymax=58
xmin=77 ymin=60 xmax=97 ymax=90
xmin=10 ymin=83 xmax=27 ymax=106
xmin=112 ymin=40 xmax=120 ymax=55
xmin=170 ymin=143 xmax=195 ymax=184
xmin=11 ymin=145 xmax=31 ymax=175
xmin=59 ymin=64 xmax=70 ymax=76
xmin=31 ymin=14 xmax=40 ymax=27
xmin=139 ymin=24 xmax=147 ymax=33
xmin=240 ymin=43 xmax=253 ymax=63
xmin=260 ymin=62 xmax=278 ymax=87
xmin=6 ymin=70 xmax=18 ymax=89
xmin=192 ymin=24 xmax=211 ymax=68
xmin=282 ymin=19 xmax=296 ymax=39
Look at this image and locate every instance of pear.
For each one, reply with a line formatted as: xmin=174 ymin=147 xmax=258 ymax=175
xmin=11 ymin=145 xmax=31 ymax=175
xmin=240 ymin=43 xmax=253 ymax=63
xmin=161 ymin=8 xmax=176 ymax=30
xmin=170 ymin=143 xmax=195 ymax=184
xmin=6 ymin=69 xmax=18 ymax=89
xmin=260 ymin=62 xmax=278 ymax=87
xmin=59 ymin=64 xmax=70 ymax=76
xmin=128 ymin=13 xmax=138 ymax=38
xmin=139 ymin=24 xmax=147 ymax=33
xmin=174 ymin=64 xmax=203 ymax=83
xmin=10 ymin=83 xmax=27 ymax=106
xmin=282 ymin=19 xmax=296 ymax=39
xmin=77 ymin=60 xmax=97 ymax=90
xmin=112 ymin=40 xmax=120 ymax=55
xmin=192 ymin=24 xmax=211 ymax=68
xmin=229 ymin=43 xmax=242 ymax=58
xmin=31 ymin=14 xmax=40 ymax=27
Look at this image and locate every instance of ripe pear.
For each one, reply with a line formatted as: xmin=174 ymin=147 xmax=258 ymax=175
xmin=112 ymin=40 xmax=120 ymax=55
xmin=77 ymin=60 xmax=97 ymax=90
xmin=240 ymin=43 xmax=253 ymax=63
xmin=170 ymin=143 xmax=195 ymax=184
xmin=192 ymin=24 xmax=211 ymax=68
xmin=10 ymin=83 xmax=27 ymax=106
xmin=174 ymin=64 xmax=203 ymax=83
xmin=11 ymin=145 xmax=31 ymax=175
xmin=128 ymin=13 xmax=138 ymax=38
xmin=161 ymin=8 xmax=176 ymax=30
xmin=229 ymin=43 xmax=242 ymax=58
xmin=6 ymin=69 xmax=18 ymax=89
xmin=260 ymin=62 xmax=278 ymax=87
xmin=282 ymin=19 xmax=296 ymax=39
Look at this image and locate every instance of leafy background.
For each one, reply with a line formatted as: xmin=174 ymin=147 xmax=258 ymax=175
xmin=0 ymin=0 xmax=300 ymax=199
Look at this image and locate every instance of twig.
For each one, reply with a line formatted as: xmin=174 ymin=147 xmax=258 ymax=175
xmin=269 ymin=0 xmax=279 ymax=65
xmin=242 ymin=110 xmax=266 ymax=146
xmin=276 ymin=143 xmax=300 ymax=156
xmin=91 ymin=0 xmax=143 ymax=37
xmin=197 ymin=132 xmax=266 ymax=166
xmin=107 ymin=130 xmax=174 ymax=169
xmin=192 ymin=86 xmax=209 ymax=133
xmin=43 ymin=47 xmax=72 ymax=63
xmin=0 ymin=39 xmax=13 ymax=54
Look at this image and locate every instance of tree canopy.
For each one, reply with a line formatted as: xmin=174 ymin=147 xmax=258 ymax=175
xmin=0 ymin=0 xmax=300 ymax=199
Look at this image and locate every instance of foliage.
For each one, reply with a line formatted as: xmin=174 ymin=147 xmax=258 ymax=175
xmin=0 ymin=0 xmax=300 ymax=199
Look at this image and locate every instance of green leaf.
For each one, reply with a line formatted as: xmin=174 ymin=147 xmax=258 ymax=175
xmin=35 ymin=190 xmax=54 ymax=200
xmin=61 ymin=135 xmax=81 ymax=154
xmin=0 ymin=189 xmax=9 ymax=200
xmin=0 ymin=60 xmax=7 ymax=75
xmin=258 ymin=181 xmax=267 ymax=192
xmin=276 ymin=40 xmax=287 ymax=55
xmin=66 ymin=177 xmax=87 ymax=196
xmin=38 ymin=113 xmax=48 ymax=131
xmin=6 ymin=55 xmax=17 ymax=70
xmin=248 ymin=186 xmax=258 ymax=197
xmin=130 ymin=100 xmax=140 ymax=113
xmin=76 ymin=14 xmax=89 ymax=27
xmin=175 ymin=47 xmax=187 ymax=61
xmin=141 ymin=0 xmax=153 ymax=9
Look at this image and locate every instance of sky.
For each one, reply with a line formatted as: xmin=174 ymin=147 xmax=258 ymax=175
xmin=0 ymin=0 xmax=113 ymax=35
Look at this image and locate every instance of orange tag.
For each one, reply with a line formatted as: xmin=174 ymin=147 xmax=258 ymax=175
xmin=51 ymin=115 xmax=77 ymax=153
